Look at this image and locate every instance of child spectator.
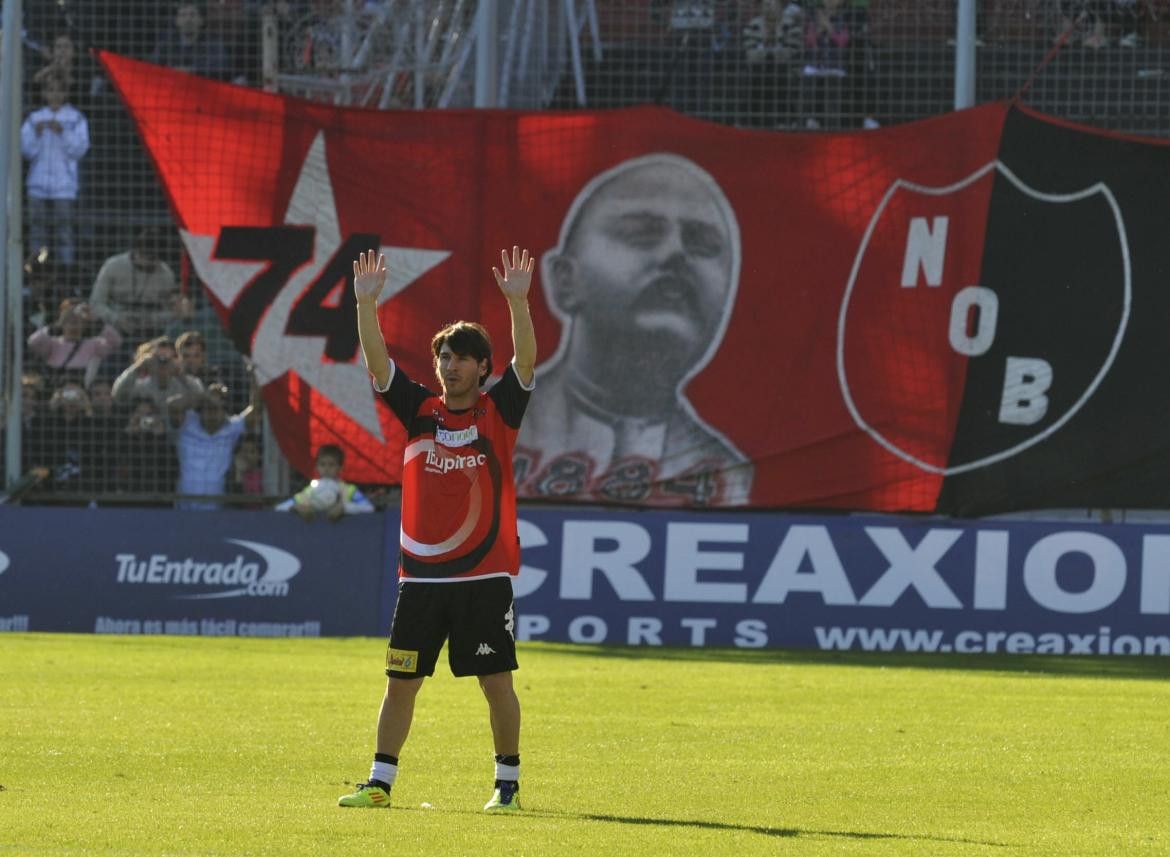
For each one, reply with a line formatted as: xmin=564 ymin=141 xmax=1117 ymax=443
xmin=276 ymin=444 xmax=375 ymax=521
xmin=228 ymin=433 xmax=265 ymax=503
xmin=20 ymin=72 xmax=88 ymax=268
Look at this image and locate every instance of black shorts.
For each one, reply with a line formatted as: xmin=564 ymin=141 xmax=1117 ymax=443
xmin=385 ymin=576 xmax=518 ymax=678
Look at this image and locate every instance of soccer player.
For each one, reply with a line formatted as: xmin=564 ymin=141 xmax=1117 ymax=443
xmin=338 ymin=246 xmax=536 ymax=812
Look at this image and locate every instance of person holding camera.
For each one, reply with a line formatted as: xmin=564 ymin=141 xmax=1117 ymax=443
xmin=24 ymin=380 xmax=100 ymax=498
xmin=27 ymin=298 xmax=123 ymax=388
xmin=111 ymin=335 xmax=204 ymax=419
xmin=113 ymin=396 xmax=179 ymax=500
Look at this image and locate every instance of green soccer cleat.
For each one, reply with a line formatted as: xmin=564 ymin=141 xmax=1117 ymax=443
xmin=338 ymin=782 xmax=392 ymax=808
xmin=483 ymin=783 xmax=521 ymax=812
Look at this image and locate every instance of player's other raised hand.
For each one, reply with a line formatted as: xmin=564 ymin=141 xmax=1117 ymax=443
xmin=492 ymin=246 xmax=535 ymax=301
xmin=353 ymin=249 xmax=387 ymax=303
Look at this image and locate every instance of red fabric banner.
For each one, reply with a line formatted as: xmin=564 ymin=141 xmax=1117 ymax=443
xmin=100 ymin=52 xmax=1008 ymax=510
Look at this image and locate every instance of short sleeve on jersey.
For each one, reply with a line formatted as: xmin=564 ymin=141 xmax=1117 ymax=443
xmin=487 ymin=361 xmax=533 ymax=430
xmin=376 ymin=360 xmax=436 ymax=430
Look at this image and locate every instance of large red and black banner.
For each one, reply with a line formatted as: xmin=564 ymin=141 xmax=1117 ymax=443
xmin=100 ymin=52 xmax=1170 ymax=515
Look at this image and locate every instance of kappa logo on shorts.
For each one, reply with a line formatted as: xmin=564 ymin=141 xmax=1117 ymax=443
xmin=386 ymin=647 xmax=418 ymax=672
xmin=476 ymin=643 xmax=496 ymax=656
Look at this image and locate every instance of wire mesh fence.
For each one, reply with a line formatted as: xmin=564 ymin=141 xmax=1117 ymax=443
xmin=8 ymin=0 xmax=1170 ymax=509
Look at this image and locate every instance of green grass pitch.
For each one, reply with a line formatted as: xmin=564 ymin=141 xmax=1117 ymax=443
xmin=2 ymin=634 xmax=1168 ymax=856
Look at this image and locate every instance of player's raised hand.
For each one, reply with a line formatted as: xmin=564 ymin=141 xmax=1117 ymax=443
xmin=492 ymin=246 xmax=535 ymax=301
xmin=353 ymin=249 xmax=387 ymax=303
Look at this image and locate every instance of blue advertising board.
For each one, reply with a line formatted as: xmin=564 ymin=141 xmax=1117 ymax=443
xmin=2 ymin=506 xmax=1168 ymax=654
xmin=0 ymin=507 xmax=389 ymax=637
xmin=509 ymin=509 xmax=1170 ymax=655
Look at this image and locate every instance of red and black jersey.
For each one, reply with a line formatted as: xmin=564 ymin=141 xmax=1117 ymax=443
xmin=377 ymin=360 xmax=532 ymax=581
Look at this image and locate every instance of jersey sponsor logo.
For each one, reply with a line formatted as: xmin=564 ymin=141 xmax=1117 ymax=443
xmin=436 ymin=426 xmax=479 ymax=447
xmin=386 ymin=647 xmax=418 ymax=672
xmin=424 ymin=448 xmax=488 ymax=475
xmin=113 ymin=539 xmax=301 ymax=599
xmin=475 ymin=643 xmax=496 ymax=655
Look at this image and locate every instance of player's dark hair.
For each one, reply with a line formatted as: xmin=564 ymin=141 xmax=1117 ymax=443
xmin=431 ymin=321 xmax=493 ymax=386
xmin=317 ymin=444 xmax=344 ymax=465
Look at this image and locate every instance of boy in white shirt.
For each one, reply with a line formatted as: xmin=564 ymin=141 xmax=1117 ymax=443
xmin=21 ymin=73 xmax=89 ymax=267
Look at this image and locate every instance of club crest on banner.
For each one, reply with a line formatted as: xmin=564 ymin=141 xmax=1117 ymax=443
xmin=837 ymin=160 xmax=1131 ymax=475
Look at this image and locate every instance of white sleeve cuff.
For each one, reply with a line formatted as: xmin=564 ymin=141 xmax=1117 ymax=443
xmin=511 ymin=357 xmax=535 ymax=391
xmin=371 ymin=360 xmax=396 ymax=393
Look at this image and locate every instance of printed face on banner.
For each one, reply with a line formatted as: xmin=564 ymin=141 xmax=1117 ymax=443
xmin=515 ymin=155 xmax=752 ymax=507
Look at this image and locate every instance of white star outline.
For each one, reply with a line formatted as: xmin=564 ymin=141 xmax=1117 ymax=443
xmin=179 ymin=131 xmax=450 ymax=441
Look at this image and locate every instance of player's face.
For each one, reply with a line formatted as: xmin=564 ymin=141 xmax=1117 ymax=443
xmin=317 ymin=457 xmax=341 ymax=479
xmin=570 ymin=164 xmax=734 ymax=362
xmin=435 ymin=345 xmax=487 ymax=402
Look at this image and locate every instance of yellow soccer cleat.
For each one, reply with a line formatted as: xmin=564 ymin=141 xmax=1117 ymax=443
xmin=483 ymin=783 xmax=521 ymax=812
xmin=338 ymin=782 xmax=392 ymax=808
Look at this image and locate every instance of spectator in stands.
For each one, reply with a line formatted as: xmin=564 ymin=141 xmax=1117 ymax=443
xmin=844 ymin=0 xmax=880 ymax=129
xmin=1056 ymin=1 xmax=1145 ymax=48
xmin=276 ymin=444 xmax=375 ymax=521
xmin=804 ymin=0 xmax=850 ymax=75
xmin=33 ymin=32 xmax=76 ymax=91
xmin=25 ymin=379 xmax=99 ymax=497
xmin=21 ymin=372 xmax=47 ymax=431
xmin=20 ymin=72 xmax=89 ymax=269
xmin=228 ymin=433 xmax=264 ymax=501
xmin=31 ymin=30 xmax=106 ymax=106
xmin=24 ymin=254 xmax=71 ymax=332
xmin=744 ymin=2 xmax=806 ymax=65
xmin=174 ymin=329 xmax=221 ymax=386
xmin=741 ymin=0 xmax=805 ymax=128
xmin=87 ymin=375 xmax=122 ymax=493
xmin=518 ymin=154 xmax=752 ymax=505
xmin=166 ymin=286 xmax=248 ymax=404
xmin=89 ymin=228 xmax=192 ymax=342
xmin=112 ymin=336 xmax=204 ymax=417
xmin=115 ymin=396 xmax=180 ymax=497
xmin=27 ymin=298 xmax=123 ymax=388
xmin=87 ymin=378 xmax=117 ymax=422
xmin=150 ymin=1 xmax=232 ymax=79
xmin=174 ymin=380 xmax=261 ymax=510
xmin=798 ymin=0 xmax=851 ymax=129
